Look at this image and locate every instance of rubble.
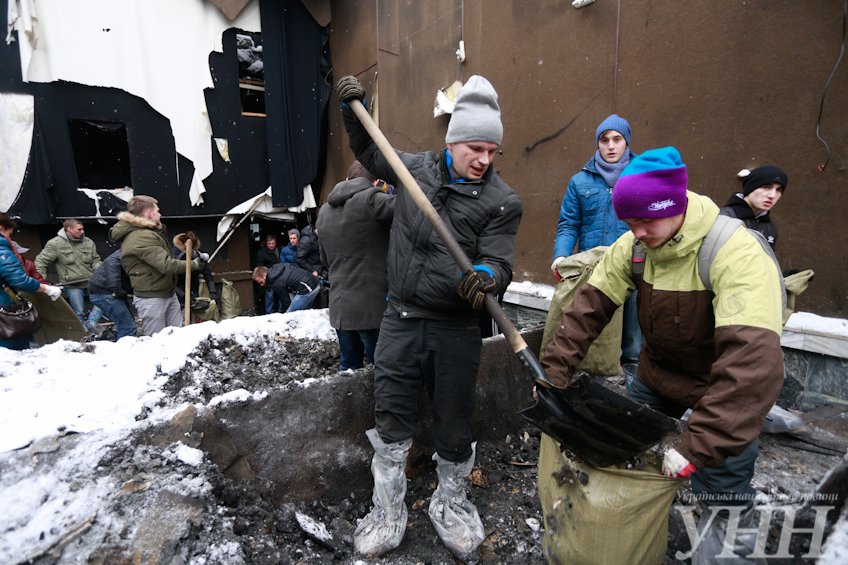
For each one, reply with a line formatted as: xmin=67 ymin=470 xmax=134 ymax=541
xmin=0 ymin=321 xmax=846 ymax=563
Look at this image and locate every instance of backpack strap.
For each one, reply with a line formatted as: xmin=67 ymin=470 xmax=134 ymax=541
xmin=698 ymin=215 xmax=787 ymax=311
xmin=631 ymin=240 xmax=646 ymax=285
xmin=698 ymin=215 xmax=741 ymax=291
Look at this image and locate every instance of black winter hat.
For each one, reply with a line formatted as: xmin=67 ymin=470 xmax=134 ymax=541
xmin=742 ymin=165 xmax=788 ymax=196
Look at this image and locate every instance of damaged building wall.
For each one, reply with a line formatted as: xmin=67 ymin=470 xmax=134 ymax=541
xmin=1 ymin=0 xmax=333 ymax=311
xmin=325 ymin=0 xmax=848 ymax=318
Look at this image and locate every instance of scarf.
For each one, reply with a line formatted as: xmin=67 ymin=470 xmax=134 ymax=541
xmin=594 ymin=148 xmax=631 ymax=189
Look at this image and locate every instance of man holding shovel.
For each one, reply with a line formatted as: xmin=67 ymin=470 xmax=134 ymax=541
xmin=336 ymin=74 xmax=522 ymax=560
xmin=541 ymin=147 xmax=784 ymax=561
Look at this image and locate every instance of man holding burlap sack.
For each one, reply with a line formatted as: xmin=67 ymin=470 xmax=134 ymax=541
xmin=541 ymin=147 xmax=784 ymax=563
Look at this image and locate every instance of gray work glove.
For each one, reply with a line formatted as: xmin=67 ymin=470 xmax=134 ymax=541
xmin=191 ymin=258 xmax=205 ymax=270
xmin=196 ymin=252 xmax=210 ymax=262
xmin=336 ymin=75 xmax=366 ymax=105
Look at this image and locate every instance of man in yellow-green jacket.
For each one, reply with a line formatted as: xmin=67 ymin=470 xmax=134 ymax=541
xmin=541 ymin=147 xmax=784 ymax=558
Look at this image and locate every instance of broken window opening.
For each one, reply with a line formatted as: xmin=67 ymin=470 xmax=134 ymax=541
xmin=67 ymin=119 xmax=133 ymax=190
xmin=237 ymin=32 xmax=265 ymax=116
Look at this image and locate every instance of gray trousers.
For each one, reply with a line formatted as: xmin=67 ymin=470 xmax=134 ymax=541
xmin=133 ymin=294 xmax=183 ymax=337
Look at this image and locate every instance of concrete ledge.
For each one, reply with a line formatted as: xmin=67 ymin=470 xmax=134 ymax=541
xmin=782 ymin=312 xmax=848 ymax=358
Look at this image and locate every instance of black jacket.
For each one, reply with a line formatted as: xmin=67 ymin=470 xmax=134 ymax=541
xmin=88 ymin=250 xmax=133 ymax=297
xmin=296 ymin=225 xmax=326 ymax=278
xmin=317 ymin=177 xmax=394 ymax=330
xmin=174 ymin=248 xmax=219 ymax=304
xmin=719 ymin=193 xmax=778 ymax=250
xmin=342 ymin=106 xmax=522 ymax=320
xmin=267 ymin=263 xmax=318 ymax=296
xmin=255 ymin=246 xmax=281 ymax=268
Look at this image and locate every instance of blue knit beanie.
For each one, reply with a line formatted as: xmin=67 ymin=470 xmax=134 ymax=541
xmin=595 ymin=114 xmax=631 ymax=145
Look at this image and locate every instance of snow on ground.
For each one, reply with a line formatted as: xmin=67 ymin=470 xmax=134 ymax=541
xmin=0 ymin=310 xmax=335 ymax=563
xmin=507 ymin=280 xmax=555 ymax=301
xmin=0 ymin=310 xmax=335 ymax=453
xmin=785 ymin=312 xmax=848 ymax=337
xmin=1 ymin=306 xmax=846 ymax=562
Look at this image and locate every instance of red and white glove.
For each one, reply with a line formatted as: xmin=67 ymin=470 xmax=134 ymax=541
xmin=550 ymin=256 xmax=567 ymax=282
xmin=662 ymin=448 xmax=697 ymax=478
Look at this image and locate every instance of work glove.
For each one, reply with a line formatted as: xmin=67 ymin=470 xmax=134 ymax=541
xmin=113 ymin=289 xmax=128 ymax=300
xmin=457 ymin=265 xmax=496 ymax=310
xmin=336 ymin=75 xmax=366 ymax=105
xmin=662 ymin=448 xmax=697 ymax=478
xmin=44 ymin=285 xmax=63 ymax=301
xmin=196 ymin=252 xmax=210 ymax=262
xmin=191 ymin=258 xmax=205 ymax=270
xmin=550 ymin=256 xmax=567 ymax=282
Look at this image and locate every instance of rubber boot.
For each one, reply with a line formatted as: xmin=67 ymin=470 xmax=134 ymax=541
xmin=428 ymin=442 xmax=485 ymax=561
xmin=353 ymin=428 xmax=412 ymax=557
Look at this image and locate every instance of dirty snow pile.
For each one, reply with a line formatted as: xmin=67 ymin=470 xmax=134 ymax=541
xmin=0 ymin=311 xmax=335 ymax=563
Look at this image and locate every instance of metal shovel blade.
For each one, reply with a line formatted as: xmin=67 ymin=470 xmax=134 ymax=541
xmin=520 ymin=377 xmax=681 ymax=467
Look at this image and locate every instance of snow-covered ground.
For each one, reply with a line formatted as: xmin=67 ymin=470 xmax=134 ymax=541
xmin=0 ymin=311 xmax=335 ymax=562
xmin=1 ymin=305 xmax=846 ymax=563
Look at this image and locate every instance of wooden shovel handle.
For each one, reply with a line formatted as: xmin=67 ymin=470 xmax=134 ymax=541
xmin=184 ymin=239 xmax=193 ymax=326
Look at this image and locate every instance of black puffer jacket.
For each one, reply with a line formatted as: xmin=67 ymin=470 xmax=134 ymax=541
xmin=296 ymin=225 xmax=326 ymax=278
xmin=267 ymin=263 xmax=318 ymax=296
xmin=342 ymin=108 xmax=523 ymax=319
xmin=88 ymin=249 xmax=133 ymax=296
xmin=720 ymin=193 xmax=778 ymax=250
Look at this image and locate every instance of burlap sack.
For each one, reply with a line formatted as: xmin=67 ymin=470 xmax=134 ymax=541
xmin=538 ymin=433 xmax=681 ymax=564
xmin=542 ymin=247 xmax=623 ymax=376
xmin=782 ymin=269 xmax=815 ymax=324
xmin=219 ymin=279 xmax=242 ymax=320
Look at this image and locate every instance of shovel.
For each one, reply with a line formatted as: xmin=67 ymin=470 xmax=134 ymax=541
xmin=346 ymin=99 xmax=679 ymax=466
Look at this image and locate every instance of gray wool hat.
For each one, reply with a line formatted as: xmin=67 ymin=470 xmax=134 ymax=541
xmin=445 ymin=75 xmax=503 ymax=145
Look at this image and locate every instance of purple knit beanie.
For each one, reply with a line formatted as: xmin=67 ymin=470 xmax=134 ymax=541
xmin=612 ymin=146 xmax=688 ymax=219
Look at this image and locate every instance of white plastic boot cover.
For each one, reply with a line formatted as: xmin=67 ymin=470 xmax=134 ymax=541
xmin=691 ymin=506 xmax=766 ymax=565
xmin=353 ymin=428 xmax=412 ymax=557
xmin=428 ymin=442 xmax=485 ymax=561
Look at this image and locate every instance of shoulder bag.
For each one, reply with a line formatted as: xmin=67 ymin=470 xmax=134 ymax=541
xmin=0 ymin=286 xmax=43 ymax=340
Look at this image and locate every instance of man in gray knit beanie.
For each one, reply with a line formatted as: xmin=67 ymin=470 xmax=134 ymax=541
xmin=445 ymin=75 xmax=503 ymax=145
xmin=336 ymin=74 xmax=521 ymax=561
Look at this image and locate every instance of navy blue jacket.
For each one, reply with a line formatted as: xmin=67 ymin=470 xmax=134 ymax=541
xmin=88 ymin=250 xmax=133 ymax=296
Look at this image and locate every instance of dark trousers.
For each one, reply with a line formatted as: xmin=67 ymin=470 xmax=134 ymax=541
xmin=373 ymin=314 xmax=482 ymax=462
xmin=337 ymin=328 xmax=379 ymax=370
xmin=626 ymin=376 xmax=759 ymax=507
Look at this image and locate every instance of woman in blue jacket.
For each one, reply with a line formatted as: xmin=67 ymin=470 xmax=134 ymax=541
xmin=0 ymin=213 xmax=64 ymax=349
xmin=551 ymin=114 xmax=642 ymax=377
